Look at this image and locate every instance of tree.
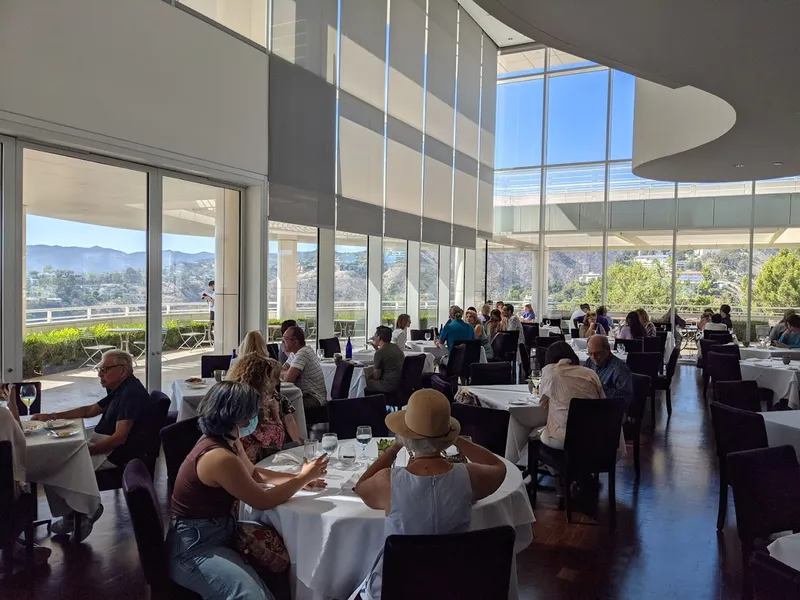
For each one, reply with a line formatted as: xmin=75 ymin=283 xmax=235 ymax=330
xmin=753 ymin=249 xmax=800 ymax=308
xmin=603 ymin=261 xmax=672 ymax=309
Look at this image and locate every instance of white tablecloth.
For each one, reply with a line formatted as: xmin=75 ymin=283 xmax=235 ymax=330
xmin=763 ymin=411 xmax=800 ymax=460
xmin=350 ymin=349 xmax=436 ymax=373
xmin=572 ymin=334 xmax=674 ymax=364
xmin=539 ymin=325 xmax=562 ymax=337
xmin=740 ymin=358 xmax=800 ymax=409
xmin=170 ymin=379 xmax=307 ymax=437
xmin=24 ymin=418 xmax=101 ymax=518
xmin=406 ymin=341 xmax=448 ymax=361
xmin=243 ymin=439 xmax=535 ymax=600
xmin=320 ymin=362 xmax=366 ymax=400
xmin=741 ymin=346 xmax=800 ymax=361
xmin=767 ymin=532 xmax=800 ymax=571
xmin=467 ymin=385 xmax=548 ymax=462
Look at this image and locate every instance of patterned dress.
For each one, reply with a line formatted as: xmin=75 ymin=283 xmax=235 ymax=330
xmin=240 ymin=392 xmax=295 ymax=463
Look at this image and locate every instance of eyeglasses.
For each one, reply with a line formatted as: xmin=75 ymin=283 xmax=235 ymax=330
xmin=96 ymin=364 xmax=125 ymax=374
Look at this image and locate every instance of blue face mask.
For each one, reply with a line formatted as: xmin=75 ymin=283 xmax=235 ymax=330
xmin=238 ymin=414 xmax=258 ymax=437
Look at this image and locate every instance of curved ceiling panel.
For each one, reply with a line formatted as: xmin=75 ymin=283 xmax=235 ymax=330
xmin=476 ymin=0 xmax=800 ymax=182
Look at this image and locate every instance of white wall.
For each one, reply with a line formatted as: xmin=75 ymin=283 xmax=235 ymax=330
xmin=0 ymin=0 xmax=268 ymax=177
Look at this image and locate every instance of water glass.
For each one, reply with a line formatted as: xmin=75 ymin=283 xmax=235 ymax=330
xmin=356 ymin=425 xmax=372 ymax=459
xmin=424 ymin=332 xmax=431 ymax=342
xmin=321 ymin=433 xmax=338 ymax=458
xmin=304 ymin=439 xmax=318 ymax=462
xmin=339 ymin=444 xmax=356 ymax=469
xmin=317 ymin=348 xmax=326 ymax=360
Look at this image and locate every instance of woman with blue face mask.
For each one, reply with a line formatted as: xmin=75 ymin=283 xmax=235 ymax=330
xmin=167 ymin=381 xmax=329 ymax=600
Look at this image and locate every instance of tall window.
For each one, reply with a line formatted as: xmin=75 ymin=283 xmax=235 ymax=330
xmin=382 ymin=238 xmax=408 ymax=326
xmin=334 ymin=232 xmax=368 ymax=345
xmin=267 ymin=222 xmax=319 ymax=342
xmin=419 ymin=243 xmax=439 ymax=329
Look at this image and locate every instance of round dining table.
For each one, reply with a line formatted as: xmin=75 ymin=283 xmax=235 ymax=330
xmin=242 ymin=439 xmax=535 ymax=600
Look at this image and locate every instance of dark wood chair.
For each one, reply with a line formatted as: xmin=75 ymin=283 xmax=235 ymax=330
xmin=267 ymin=343 xmax=280 ymax=361
xmin=428 ymin=374 xmax=455 ymax=403
xmin=728 ymin=445 xmax=800 ymax=599
xmin=528 ymin=397 xmax=625 ymax=528
xmin=470 ymin=362 xmax=514 ymax=386
xmin=709 ymin=402 xmax=768 ymax=531
xmin=653 ymin=347 xmax=680 ymax=417
xmin=0 ymin=441 xmax=35 ymax=576
xmin=409 ymin=328 xmax=435 ymax=341
xmin=200 ymin=355 xmax=232 ymax=378
xmin=381 ymin=526 xmax=515 ymax=600
xmin=318 ymin=337 xmax=341 ymax=358
xmin=518 ymin=343 xmax=531 ymax=381
xmin=327 ymin=395 xmax=388 ymax=439
xmin=615 ymin=338 xmax=643 ymax=353
xmin=521 ymin=323 xmax=539 ymax=351
xmin=450 ymin=404 xmax=510 ymax=457
xmin=714 ymin=380 xmax=764 ymax=412
xmin=455 ymin=339 xmax=483 ymax=384
xmin=626 ymin=352 xmax=662 ymax=425
xmin=437 ymin=344 xmax=466 ymax=392
xmin=490 ymin=331 xmax=518 ymax=363
xmin=329 ymin=361 xmax=354 ymax=400
xmin=383 ymin=353 xmax=427 ymax=409
xmin=536 ymin=336 xmax=560 ymax=349
xmin=159 ymin=417 xmax=202 ymax=500
xmin=750 ymin=550 xmax=800 ymax=599
xmin=628 ymin=373 xmax=651 ymax=480
xmin=705 ymin=331 xmax=734 ymax=344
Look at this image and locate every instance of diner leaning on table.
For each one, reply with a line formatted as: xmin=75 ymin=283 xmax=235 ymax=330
xmin=465 ymin=308 xmax=493 ymax=360
xmin=349 ymin=389 xmax=506 ymax=600
xmin=636 ymin=308 xmax=657 ymax=337
xmin=168 ymin=381 xmax=328 ymax=600
xmin=32 ymin=349 xmax=149 ymax=541
xmin=774 ymin=314 xmax=800 ymax=349
xmin=617 ymin=311 xmax=647 ymax=340
xmin=485 ymin=308 xmax=506 ymax=340
xmin=579 ymin=311 xmax=607 ymax=337
xmin=584 ymin=335 xmax=634 ymax=409
xmin=227 ymin=353 xmax=302 ymax=463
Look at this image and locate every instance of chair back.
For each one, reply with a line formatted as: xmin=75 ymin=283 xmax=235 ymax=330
xmin=714 ymin=380 xmax=762 ymax=412
xmin=707 ymin=351 xmax=742 ymax=385
xmin=521 ymin=323 xmax=539 ymax=349
xmin=643 ymin=336 xmax=663 ymax=355
xmin=626 ymin=352 xmax=661 ymax=383
xmin=122 ymin=459 xmax=171 ymax=593
xmin=547 ymin=317 xmax=562 ymax=329
xmin=706 ymin=331 xmax=733 ymax=344
xmin=455 ymin=339 xmax=483 ymax=381
xmin=728 ymin=446 xmax=800 ymax=549
xmin=698 ymin=338 xmax=721 ymax=361
xmin=615 ymin=338 xmax=643 ymax=353
xmin=136 ymin=392 xmax=172 ymax=475
xmin=469 ymin=362 xmax=514 ymax=386
xmin=13 ymin=381 xmax=42 ymax=415
xmin=267 ymin=343 xmax=280 ymax=361
xmin=709 ymin=402 xmax=768 ymax=462
xmin=445 ymin=343 xmax=467 ymax=378
xmin=0 ymin=441 xmax=15 ymax=542
xmin=535 ymin=346 xmax=548 ymax=373
xmin=518 ymin=343 xmax=531 ymax=379
xmin=200 ymin=355 xmax=232 ymax=379
xmin=563 ymin=396 xmax=625 ymax=474
xmin=159 ymin=417 xmax=202 ymax=498
xmin=664 ymin=347 xmax=680 ymax=379
xmin=318 ymin=337 xmax=341 ymax=358
xmin=381 ymin=526 xmax=515 ymax=600
xmin=754 ymin=325 xmax=772 ymax=339
xmin=450 ymin=404 xmax=510 ymax=456
xmin=708 ymin=343 xmax=740 ymax=359
xmin=410 ymin=328 xmax=434 ymax=341
xmin=536 ymin=336 xmax=560 ymax=349
xmin=327 ymin=395 xmax=388 ymax=439
xmin=429 ymin=374 xmax=455 ymax=403
xmin=570 ymin=328 xmax=580 ymax=339
xmin=654 ymin=322 xmax=672 ymax=332
xmin=750 ymin=551 xmax=800 ymax=599
xmin=398 ymin=354 xmax=427 ymax=402
xmin=628 ymin=373 xmax=651 ymax=422
xmin=330 ymin=361 xmax=355 ymax=400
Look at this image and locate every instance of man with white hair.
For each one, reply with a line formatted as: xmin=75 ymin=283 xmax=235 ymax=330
xmin=32 ymin=349 xmax=150 ymax=541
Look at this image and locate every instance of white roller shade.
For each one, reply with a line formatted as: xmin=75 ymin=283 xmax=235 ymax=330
xmin=271 ymin=0 xmax=338 ymax=84
xmin=453 ymin=150 xmax=478 ymax=229
xmin=423 ymin=137 xmax=454 ymax=223
xmin=425 ymin=0 xmax=457 ymax=145
xmin=455 ymin=11 xmax=481 ymax=159
xmin=340 ymin=0 xmax=387 ymax=110
xmin=480 ymin=34 xmax=498 ymax=167
xmin=338 ymin=91 xmax=384 ymax=207
xmin=386 ymin=116 xmax=423 ymax=216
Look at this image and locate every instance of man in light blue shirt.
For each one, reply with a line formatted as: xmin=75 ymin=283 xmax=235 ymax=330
xmin=776 ymin=315 xmax=800 ymax=349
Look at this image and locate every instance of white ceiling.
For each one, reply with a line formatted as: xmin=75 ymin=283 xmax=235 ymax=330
xmin=455 ymin=0 xmax=532 ymax=47
xmin=475 ymin=0 xmax=800 ymax=182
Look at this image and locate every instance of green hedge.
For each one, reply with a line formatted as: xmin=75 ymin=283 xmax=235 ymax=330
xmin=732 ymin=319 xmax=769 ymax=343
xmin=23 ymin=321 xmax=207 ymax=378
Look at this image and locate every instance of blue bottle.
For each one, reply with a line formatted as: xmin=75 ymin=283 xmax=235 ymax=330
xmin=231 ymin=348 xmax=237 ymax=359
xmin=345 ymin=336 xmax=353 ymax=359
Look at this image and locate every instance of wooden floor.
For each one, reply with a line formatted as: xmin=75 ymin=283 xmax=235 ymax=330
xmin=4 ymin=365 xmax=744 ymax=600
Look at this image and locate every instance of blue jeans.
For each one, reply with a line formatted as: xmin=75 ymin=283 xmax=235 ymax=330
xmin=167 ymin=515 xmax=274 ymax=600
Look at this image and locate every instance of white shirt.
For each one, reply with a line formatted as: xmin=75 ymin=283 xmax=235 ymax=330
xmin=540 ymin=360 xmax=605 ymax=443
xmin=392 ymin=328 xmax=407 ymax=348
xmin=0 ymin=407 xmax=27 ymax=496
xmin=704 ymin=322 xmax=728 ymax=331
xmin=208 ymin=290 xmax=216 ymax=313
xmin=505 ymin=314 xmax=523 ymax=333
xmin=571 ymin=309 xmax=585 ymax=328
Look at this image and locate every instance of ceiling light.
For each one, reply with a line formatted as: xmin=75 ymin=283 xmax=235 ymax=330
xmin=734 ymin=164 xmax=744 ymax=168
xmin=774 ymin=161 xmax=784 ymax=166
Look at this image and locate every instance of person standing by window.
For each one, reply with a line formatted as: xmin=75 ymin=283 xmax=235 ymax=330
xmin=202 ymin=280 xmax=216 ymax=323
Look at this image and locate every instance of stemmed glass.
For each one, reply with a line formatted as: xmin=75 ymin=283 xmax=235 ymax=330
xmin=321 ymin=433 xmax=338 ymax=463
xmin=424 ymin=332 xmax=431 ymax=342
xmin=19 ymin=383 xmax=37 ymax=416
xmin=356 ymin=425 xmax=372 ymax=461
xmin=317 ymin=348 xmax=326 ymax=360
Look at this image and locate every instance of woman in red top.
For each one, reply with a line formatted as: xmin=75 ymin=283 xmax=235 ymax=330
xmin=168 ymin=381 xmax=327 ymax=600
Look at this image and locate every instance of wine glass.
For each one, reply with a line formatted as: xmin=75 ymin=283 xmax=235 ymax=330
xmin=356 ymin=425 xmax=372 ymax=460
xmin=321 ymin=433 xmax=338 ymax=462
xmin=19 ymin=384 xmax=37 ymax=416
xmin=304 ymin=439 xmax=318 ymax=461
xmin=317 ymin=348 xmax=326 ymax=360
xmin=339 ymin=444 xmax=356 ymax=469
xmin=424 ymin=332 xmax=431 ymax=342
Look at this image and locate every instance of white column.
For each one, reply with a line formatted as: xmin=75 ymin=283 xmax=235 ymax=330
xmin=367 ymin=235 xmax=383 ymax=338
xmin=464 ymin=248 xmax=476 ymax=310
xmin=407 ymin=241 xmax=421 ymax=328
xmin=242 ymin=183 xmax=267 ymax=335
xmin=21 ymin=203 xmax=26 ymax=335
xmin=438 ymin=245 xmax=451 ymax=327
xmin=277 ymin=238 xmax=298 ymax=319
xmin=214 ymin=189 xmax=241 ymax=354
xmin=317 ymin=228 xmax=335 ymax=340
xmin=454 ymin=247 xmax=466 ymax=308
xmin=531 ymin=250 xmax=541 ymax=318
xmin=541 ymin=249 xmax=550 ymax=318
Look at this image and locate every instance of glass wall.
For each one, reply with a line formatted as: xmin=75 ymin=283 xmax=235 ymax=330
xmin=267 ymin=221 xmax=318 ymax=341
xmin=382 ymin=238 xmax=407 ymax=326
xmin=419 ymin=243 xmax=439 ymax=329
xmin=487 ymin=240 xmax=535 ymax=306
xmin=475 ymin=238 xmax=487 ymax=308
xmin=334 ymin=231 xmax=368 ymax=345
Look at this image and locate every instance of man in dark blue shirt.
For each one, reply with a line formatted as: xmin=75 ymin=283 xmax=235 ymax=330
xmin=585 ymin=335 xmax=633 ymax=409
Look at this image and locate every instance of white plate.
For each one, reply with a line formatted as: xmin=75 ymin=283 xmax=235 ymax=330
xmin=49 ymin=429 xmax=79 ymax=438
xmin=45 ymin=419 xmax=74 ymax=429
xmin=22 ymin=421 xmax=44 ymax=434
xmin=509 ymin=399 xmax=531 ymax=406
xmin=320 ymin=358 xmax=335 ymax=363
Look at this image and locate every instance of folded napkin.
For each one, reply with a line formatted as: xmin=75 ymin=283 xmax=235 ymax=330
xmin=270 ymin=452 xmax=302 ymax=466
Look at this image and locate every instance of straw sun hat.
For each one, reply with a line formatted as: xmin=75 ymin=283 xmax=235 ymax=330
xmin=385 ymin=389 xmax=461 ymax=444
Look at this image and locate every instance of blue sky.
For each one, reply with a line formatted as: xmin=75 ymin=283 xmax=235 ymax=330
xmin=25 ymin=68 xmax=636 ymax=257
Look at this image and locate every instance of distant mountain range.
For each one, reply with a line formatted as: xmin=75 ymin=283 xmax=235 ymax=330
xmin=26 ymin=245 xmax=214 ymax=274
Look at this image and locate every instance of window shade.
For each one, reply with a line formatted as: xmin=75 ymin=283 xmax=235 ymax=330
xmin=425 ymin=0 xmax=457 ymax=145
xmin=480 ymin=35 xmax=498 ymax=167
xmin=271 ymin=0 xmax=338 ymax=84
xmin=455 ymin=11 xmax=481 ymax=159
